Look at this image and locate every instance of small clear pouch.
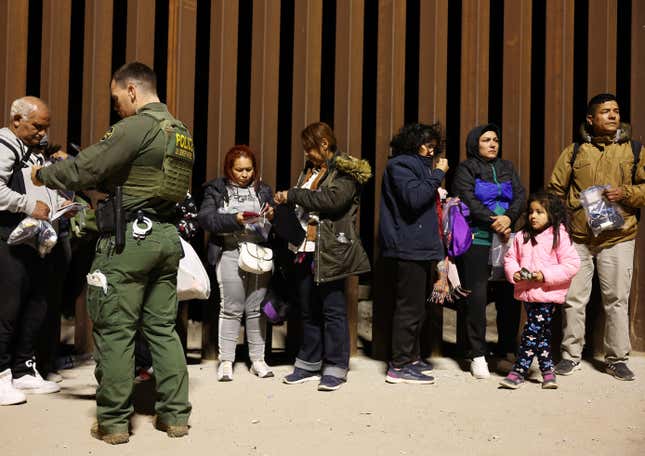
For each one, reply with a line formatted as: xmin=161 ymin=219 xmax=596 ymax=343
xmin=579 ymin=185 xmax=624 ymax=237
xmin=489 ymin=233 xmax=514 ymax=281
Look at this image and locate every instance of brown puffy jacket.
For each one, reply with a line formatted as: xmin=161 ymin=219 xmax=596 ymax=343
xmin=548 ymin=123 xmax=645 ymax=250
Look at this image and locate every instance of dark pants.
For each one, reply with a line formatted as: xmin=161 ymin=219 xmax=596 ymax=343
xmin=391 ymin=259 xmax=437 ymax=368
xmin=513 ymin=302 xmax=555 ymax=375
xmin=456 ymin=244 xmax=520 ymax=358
xmin=293 ymin=255 xmax=349 ymax=379
xmin=0 ymin=241 xmax=49 ymax=377
xmin=36 ymin=237 xmax=72 ymax=375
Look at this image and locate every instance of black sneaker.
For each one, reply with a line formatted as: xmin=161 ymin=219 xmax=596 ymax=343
xmin=282 ymin=367 xmax=321 ymax=385
xmin=554 ymin=359 xmax=581 ymax=376
xmin=410 ymin=359 xmax=434 ymax=375
xmin=385 ymin=363 xmax=435 ymax=384
xmin=605 ymin=362 xmax=635 ymax=381
xmin=317 ymin=375 xmax=346 ymax=391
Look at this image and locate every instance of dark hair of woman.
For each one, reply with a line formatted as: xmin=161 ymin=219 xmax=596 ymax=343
xmin=522 ymin=191 xmax=571 ymax=250
xmin=389 ymin=122 xmax=442 ymax=157
xmin=223 ymin=144 xmax=257 ymax=183
xmin=301 ymin=122 xmax=338 ymax=153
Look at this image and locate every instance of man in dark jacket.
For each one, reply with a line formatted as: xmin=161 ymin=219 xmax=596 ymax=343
xmin=378 ymin=123 xmax=448 ymax=385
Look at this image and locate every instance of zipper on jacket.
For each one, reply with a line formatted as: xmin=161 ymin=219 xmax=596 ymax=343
xmin=315 ymin=220 xmax=322 ymax=284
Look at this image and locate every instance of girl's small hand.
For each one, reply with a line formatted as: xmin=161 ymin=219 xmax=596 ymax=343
xmin=513 ymin=271 xmax=523 ymax=282
xmin=235 ymin=212 xmax=245 ymax=225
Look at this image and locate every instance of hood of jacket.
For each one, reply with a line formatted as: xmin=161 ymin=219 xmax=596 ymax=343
xmin=466 ymin=123 xmax=501 ymax=161
xmin=334 ymin=154 xmax=372 ymax=185
xmin=579 ymin=122 xmax=632 ymax=145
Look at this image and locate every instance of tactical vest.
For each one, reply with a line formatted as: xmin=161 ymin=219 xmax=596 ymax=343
xmin=122 ymin=110 xmax=194 ymax=203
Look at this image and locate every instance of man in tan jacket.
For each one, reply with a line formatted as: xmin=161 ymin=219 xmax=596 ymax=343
xmin=548 ymin=93 xmax=645 ymax=381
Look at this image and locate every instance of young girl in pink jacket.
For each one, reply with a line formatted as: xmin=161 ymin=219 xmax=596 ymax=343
xmin=500 ymin=192 xmax=580 ymax=389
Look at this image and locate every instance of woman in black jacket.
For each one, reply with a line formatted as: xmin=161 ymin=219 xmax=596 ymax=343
xmin=378 ymin=123 xmax=449 ymax=385
xmin=452 ymin=124 xmax=526 ymax=379
xmin=197 ymin=145 xmax=274 ymax=382
xmin=274 ymin=122 xmax=371 ymax=392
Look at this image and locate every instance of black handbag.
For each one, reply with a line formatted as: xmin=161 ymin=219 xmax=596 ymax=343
xmin=0 ymin=139 xmax=31 ymax=238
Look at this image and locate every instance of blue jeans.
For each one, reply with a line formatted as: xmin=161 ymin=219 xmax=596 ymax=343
xmin=293 ymin=255 xmax=349 ymax=379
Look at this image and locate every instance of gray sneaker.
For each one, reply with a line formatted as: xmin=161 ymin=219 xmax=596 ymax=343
xmin=605 ymin=362 xmax=635 ymax=381
xmin=554 ymin=359 xmax=581 ymax=376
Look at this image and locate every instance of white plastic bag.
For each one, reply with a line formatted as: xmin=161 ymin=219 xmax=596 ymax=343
xmin=177 ymin=237 xmax=210 ymax=301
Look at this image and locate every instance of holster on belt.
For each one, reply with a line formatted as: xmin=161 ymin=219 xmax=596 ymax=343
xmin=96 ymin=186 xmax=125 ymax=252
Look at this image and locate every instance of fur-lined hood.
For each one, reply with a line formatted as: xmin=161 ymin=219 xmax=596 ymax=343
xmin=579 ymin=122 xmax=632 ymax=144
xmin=334 ymin=154 xmax=372 ymax=185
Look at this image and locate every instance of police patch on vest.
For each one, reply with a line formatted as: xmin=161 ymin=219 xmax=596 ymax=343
xmin=101 ymin=127 xmax=114 ymax=142
xmin=175 ymin=133 xmax=194 ymax=160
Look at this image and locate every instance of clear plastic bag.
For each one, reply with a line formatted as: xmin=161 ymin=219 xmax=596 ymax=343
xmin=579 ymin=185 xmax=625 ymax=237
xmin=7 ymin=217 xmax=58 ymax=257
xmin=489 ymin=233 xmax=514 ymax=281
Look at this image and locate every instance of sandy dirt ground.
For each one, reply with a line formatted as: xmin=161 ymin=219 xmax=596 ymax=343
xmin=2 ymin=350 xmax=644 ymax=456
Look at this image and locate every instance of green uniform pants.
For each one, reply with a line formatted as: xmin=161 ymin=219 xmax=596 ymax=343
xmin=87 ymin=222 xmax=191 ymax=434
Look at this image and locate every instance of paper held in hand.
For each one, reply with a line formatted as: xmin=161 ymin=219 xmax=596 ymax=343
xmin=51 ymin=202 xmax=84 ymax=221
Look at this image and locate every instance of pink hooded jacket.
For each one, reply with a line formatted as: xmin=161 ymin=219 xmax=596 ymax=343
xmin=504 ymin=225 xmax=580 ymax=304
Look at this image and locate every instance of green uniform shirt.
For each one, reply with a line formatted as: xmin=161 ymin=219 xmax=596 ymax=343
xmin=39 ymin=102 xmax=177 ymax=219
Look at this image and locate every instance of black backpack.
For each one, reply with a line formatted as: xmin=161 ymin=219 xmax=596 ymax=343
xmin=0 ymin=138 xmax=33 ymax=235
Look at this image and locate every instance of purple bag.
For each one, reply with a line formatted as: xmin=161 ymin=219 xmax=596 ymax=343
xmin=443 ymin=198 xmax=473 ymax=257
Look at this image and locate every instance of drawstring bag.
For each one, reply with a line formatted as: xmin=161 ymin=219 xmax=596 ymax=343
xmin=238 ymin=242 xmax=273 ymax=274
xmin=442 ymin=198 xmax=473 ymax=257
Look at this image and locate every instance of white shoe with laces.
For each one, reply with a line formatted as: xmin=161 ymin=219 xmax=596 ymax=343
xmin=217 ymin=361 xmax=233 ymax=382
xmin=250 ymin=360 xmax=274 ymax=378
xmin=470 ymin=356 xmax=491 ymax=379
xmin=0 ymin=369 xmax=27 ymax=405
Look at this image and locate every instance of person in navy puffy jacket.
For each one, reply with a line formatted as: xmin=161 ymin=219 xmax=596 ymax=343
xmin=378 ymin=123 xmax=449 ymax=385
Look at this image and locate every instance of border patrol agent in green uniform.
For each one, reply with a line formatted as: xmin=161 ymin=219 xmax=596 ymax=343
xmin=31 ymin=62 xmax=192 ymax=444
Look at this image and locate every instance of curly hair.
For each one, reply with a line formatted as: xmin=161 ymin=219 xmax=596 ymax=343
xmin=389 ymin=122 xmax=442 ymax=156
xmin=522 ymin=191 xmax=571 ymax=250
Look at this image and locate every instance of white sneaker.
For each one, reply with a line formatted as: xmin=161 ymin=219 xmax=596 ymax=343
xmin=470 ymin=356 xmax=491 ymax=379
xmin=250 ymin=360 xmax=274 ymax=378
xmin=0 ymin=369 xmax=26 ymax=406
xmin=13 ymin=369 xmax=61 ymax=394
xmin=217 ymin=361 xmax=233 ymax=382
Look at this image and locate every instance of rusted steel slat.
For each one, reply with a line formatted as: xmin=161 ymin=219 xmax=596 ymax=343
xmin=290 ymin=0 xmax=323 ymax=185
xmin=249 ymin=0 xmax=281 ymax=189
xmin=41 ymin=0 xmax=72 ymax=145
xmin=0 ymin=1 xmax=29 ymax=122
xmin=459 ymin=0 xmax=490 ymax=162
xmin=126 ymin=0 xmax=156 ymax=67
xmin=502 ymin=0 xmax=532 ymax=191
xmin=418 ymin=0 xmax=448 ymax=128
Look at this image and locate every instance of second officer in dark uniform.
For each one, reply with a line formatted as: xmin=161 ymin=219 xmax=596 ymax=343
xmin=31 ymin=62 xmax=193 ymax=444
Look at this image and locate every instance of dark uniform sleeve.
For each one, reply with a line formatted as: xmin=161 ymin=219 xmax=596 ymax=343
xmin=38 ymin=119 xmax=145 ymax=192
